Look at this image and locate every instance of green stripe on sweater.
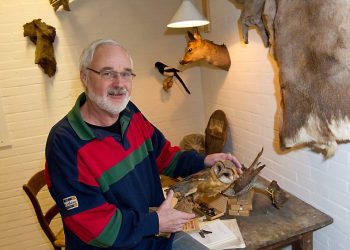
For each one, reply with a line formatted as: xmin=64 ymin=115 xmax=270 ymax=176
xmin=88 ymin=209 xmax=122 ymax=247
xmin=161 ymin=151 xmax=181 ymax=177
xmin=98 ymin=139 xmax=153 ymax=192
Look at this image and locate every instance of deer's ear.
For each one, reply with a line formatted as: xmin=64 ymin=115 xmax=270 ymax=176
xmin=187 ymin=31 xmax=195 ymax=41
xmin=193 ymin=27 xmax=201 ymax=40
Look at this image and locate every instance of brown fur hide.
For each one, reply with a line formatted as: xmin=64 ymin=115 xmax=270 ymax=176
xmin=238 ymin=0 xmax=350 ymax=157
xmin=267 ymin=0 xmax=350 ymax=157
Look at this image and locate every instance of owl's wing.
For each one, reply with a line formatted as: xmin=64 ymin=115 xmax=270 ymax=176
xmin=170 ymin=168 xmax=211 ymax=197
xmin=183 ymin=167 xmax=211 ymax=181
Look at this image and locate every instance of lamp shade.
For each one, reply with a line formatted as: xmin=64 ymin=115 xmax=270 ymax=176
xmin=167 ymin=0 xmax=210 ymax=28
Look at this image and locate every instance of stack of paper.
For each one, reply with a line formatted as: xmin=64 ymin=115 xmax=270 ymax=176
xmin=189 ymin=219 xmax=245 ymax=249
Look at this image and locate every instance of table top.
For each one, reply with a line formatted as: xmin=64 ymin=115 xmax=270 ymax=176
xmin=230 ymin=182 xmax=333 ymax=249
xmin=160 ymin=175 xmax=333 ymax=249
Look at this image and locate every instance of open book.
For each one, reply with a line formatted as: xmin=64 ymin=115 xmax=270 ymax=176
xmin=188 ymin=219 xmax=245 ymax=249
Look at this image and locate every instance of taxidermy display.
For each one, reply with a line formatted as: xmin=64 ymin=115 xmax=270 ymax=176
xmin=170 ymin=148 xmax=287 ymax=213
xmin=205 ymin=109 xmax=228 ymax=154
xmin=236 ymin=0 xmax=350 ymax=157
xmin=179 ymin=133 xmax=205 ymax=155
xmin=179 ymin=110 xmax=228 ymax=155
xmin=236 ymin=0 xmax=269 ymax=47
xmin=179 ymin=28 xmax=231 ymax=71
xmin=49 ymin=0 xmax=70 ymax=11
xmin=222 ymin=148 xmax=287 ymax=209
xmin=23 ymin=19 xmax=57 ymax=77
xmin=155 ymin=61 xmax=191 ymax=94
xmin=170 ymin=159 xmax=238 ymax=213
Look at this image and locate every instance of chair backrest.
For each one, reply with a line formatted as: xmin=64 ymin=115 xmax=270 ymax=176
xmin=23 ymin=170 xmax=64 ymax=250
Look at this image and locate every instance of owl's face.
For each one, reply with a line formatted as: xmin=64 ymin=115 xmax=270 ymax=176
xmin=170 ymin=159 xmax=238 ymax=201
xmin=212 ymin=160 xmax=238 ymax=184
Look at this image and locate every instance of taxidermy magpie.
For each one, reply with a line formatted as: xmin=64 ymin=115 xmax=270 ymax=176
xmin=155 ymin=61 xmax=191 ymax=94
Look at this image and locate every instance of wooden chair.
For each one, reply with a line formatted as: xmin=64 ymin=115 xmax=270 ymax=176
xmin=23 ymin=170 xmax=65 ymax=250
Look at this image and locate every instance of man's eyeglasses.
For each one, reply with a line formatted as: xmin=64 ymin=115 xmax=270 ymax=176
xmin=87 ymin=67 xmax=136 ymax=81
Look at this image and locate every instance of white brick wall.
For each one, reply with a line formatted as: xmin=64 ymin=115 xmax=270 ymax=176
xmin=0 ymin=0 xmax=205 ymax=249
xmin=202 ymin=1 xmax=350 ymax=249
xmin=0 ymin=0 xmax=349 ymax=249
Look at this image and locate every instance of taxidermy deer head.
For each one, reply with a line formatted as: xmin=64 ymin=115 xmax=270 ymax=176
xmin=180 ymin=28 xmax=231 ymax=71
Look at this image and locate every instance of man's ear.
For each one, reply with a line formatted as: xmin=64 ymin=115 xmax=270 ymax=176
xmin=80 ymin=71 xmax=88 ymax=87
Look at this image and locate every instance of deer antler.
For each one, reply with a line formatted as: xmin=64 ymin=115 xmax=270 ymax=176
xmin=49 ymin=0 xmax=70 ymax=11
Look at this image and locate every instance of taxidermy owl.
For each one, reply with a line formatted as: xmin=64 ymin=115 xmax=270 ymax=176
xmin=169 ymin=160 xmax=238 ymax=213
xmin=170 ymin=148 xmax=287 ymax=213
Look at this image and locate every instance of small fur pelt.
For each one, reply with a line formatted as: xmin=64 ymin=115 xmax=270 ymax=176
xmin=49 ymin=0 xmax=70 ymax=11
xmin=23 ymin=19 xmax=57 ymax=77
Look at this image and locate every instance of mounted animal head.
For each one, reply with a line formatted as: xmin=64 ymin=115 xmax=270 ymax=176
xmin=180 ymin=28 xmax=231 ymax=71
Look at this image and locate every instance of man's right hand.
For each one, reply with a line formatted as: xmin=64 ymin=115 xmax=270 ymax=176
xmin=156 ymin=190 xmax=195 ymax=233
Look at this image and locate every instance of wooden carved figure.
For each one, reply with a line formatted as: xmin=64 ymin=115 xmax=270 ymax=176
xmin=180 ymin=28 xmax=231 ymax=71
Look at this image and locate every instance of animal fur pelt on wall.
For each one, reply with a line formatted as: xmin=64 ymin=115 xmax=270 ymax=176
xmin=265 ymin=0 xmax=350 ymax=157
xmin=23 ymin=19 xmax=56 ymax=77
xmin=49 ymin=0 xmax=70 ymax=11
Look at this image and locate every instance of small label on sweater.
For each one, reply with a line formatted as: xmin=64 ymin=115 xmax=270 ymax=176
xmin=63 ymin=195 xmax=79 ymax=210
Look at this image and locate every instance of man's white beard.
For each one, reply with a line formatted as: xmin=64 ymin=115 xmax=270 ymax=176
xmin=86 ymin=87 xmax=130 ymax=115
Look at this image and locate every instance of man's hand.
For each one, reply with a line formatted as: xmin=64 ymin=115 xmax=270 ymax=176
xmin=204 ymin=152 xmax=243 ymax=174
xmin=156 ymin=190 xmax=195 ymax=233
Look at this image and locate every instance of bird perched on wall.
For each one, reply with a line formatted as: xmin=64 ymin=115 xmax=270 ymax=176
xmin=155 ymin=61 xmax=191 ymax=94
xmin=169 ymin=160 xmax=238 ymax=212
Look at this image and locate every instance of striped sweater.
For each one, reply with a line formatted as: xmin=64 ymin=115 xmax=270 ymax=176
xmin=45 ymin=93 xmax=205 ymax=249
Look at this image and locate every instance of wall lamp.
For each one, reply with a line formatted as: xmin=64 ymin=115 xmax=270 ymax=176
xmin=167 ymin=0 xmax=210 ymax=28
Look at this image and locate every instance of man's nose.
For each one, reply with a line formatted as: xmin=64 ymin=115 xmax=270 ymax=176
xmin=111 ymin=74 xmax=123 ymax=84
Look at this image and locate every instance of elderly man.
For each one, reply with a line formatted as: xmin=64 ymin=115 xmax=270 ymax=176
xmin=45 ymin=39 xmax=242 ymax=250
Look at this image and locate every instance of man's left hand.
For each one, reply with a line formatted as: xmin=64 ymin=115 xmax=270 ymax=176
xmin=204 ymin=153 xmax=243 ymax=174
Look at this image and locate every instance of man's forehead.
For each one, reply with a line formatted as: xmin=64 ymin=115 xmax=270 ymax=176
xmin=92 ymin=45 xmax=132 ymax=67
xmin=95 ymin=44 xmax=126 ymax=55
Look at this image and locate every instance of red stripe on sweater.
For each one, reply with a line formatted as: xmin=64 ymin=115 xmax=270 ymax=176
xmin=64 ymin=202 xmax=117 ymax=243
xmin=77 ymin=113 xmax=154 ymax=186
xmin=156 ymin=140 xmax=181 ymax=173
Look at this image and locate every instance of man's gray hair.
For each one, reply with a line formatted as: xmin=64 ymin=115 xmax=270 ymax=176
xmin=79 ymin=39 xmax=134 ymax=71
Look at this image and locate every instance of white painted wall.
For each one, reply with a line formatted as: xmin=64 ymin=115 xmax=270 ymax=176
xmin=0 ymin=0 xmax=349 ymax=249
xmin=201 ymin=1 xmax=350 ymax=249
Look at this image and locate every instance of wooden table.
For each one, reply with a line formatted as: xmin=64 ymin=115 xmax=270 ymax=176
xmin=160 ymin=175 xmax=333 ymax=249
xmin=229 ymin=185 xmax=333 ymax=250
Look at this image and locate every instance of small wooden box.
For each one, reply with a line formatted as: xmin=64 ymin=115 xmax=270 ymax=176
xmin=227 ymin=190 xmax=254 ymax=217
